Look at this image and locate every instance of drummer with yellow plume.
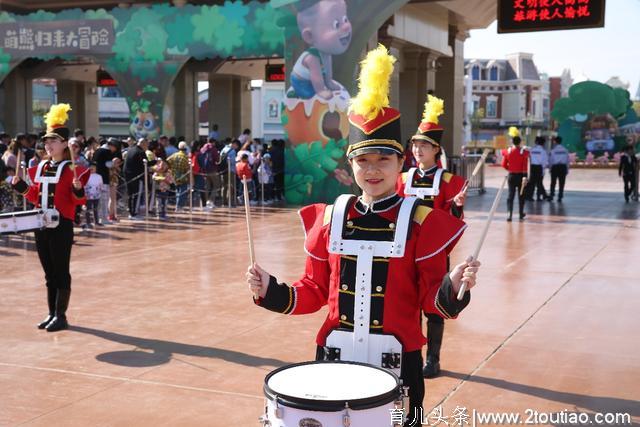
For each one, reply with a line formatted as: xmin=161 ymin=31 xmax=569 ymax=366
xmin=247 ymin=45 xmax=481 ymax=426
xmin=501 ymin=126 xmax=530 ymax=221
xmin=11 ymin=103 xmax=89 ymax=332
xmin=396 ymin=94 xmax=468 ymax=381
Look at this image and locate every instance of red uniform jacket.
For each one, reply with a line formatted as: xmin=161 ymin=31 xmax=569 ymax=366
xmin=396 ymin=167 xmax=465 ymax=219
xmin=255 ymin=194 xmax=469 ymax=353
xmin=501 ymin=146 xmax=529 ymax=174
xmin=17 ymin=161 xmax=88 ymax=221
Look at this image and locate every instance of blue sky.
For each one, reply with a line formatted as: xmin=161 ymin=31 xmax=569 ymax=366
xmin=465 ymin=0 xmax=640 ymax=98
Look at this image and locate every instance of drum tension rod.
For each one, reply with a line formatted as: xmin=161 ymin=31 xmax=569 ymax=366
xmin=342 ymin=402 xmax=351 ymax=427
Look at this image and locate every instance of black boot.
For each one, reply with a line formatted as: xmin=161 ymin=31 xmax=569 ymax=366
xmin=37 ymin=287 xmax=57 ymax=329
xmin=46 ymin=289 xmax=70 ymax=332
xmin=423 ymin=322 xmax=444 ymax=378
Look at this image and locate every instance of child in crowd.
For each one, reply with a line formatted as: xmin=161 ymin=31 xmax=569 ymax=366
xmin=152 ymin=158 xmax=174 ymax=220
xmin=236 ymin=153 xmax=254 ymax=205
xmin=0 ymin=164 xmax=15 ymax=213
xmin=257 ymin=152 xmax=273 ymax=204
xmin=84 ymin=163 xmax=103 ymax=229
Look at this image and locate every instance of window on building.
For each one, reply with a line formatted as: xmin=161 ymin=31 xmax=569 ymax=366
xmin=490 ymin=66 xmax=498 ymax=81
xmin=532 ymin=100 xmax=537 ymax=116
xmin=100 ymin=87 xmax=123 ymax=98
xmin=486 ymin=99 xmax=497 ymax=118
xmin=472 ymin=65 xmax=480 ymax=80
xmin=473 ymin=100 xmax=480 ymax=112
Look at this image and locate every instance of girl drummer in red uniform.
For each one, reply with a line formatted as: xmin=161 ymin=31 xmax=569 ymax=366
xmin=12 ymin=104 xmax=89 ymax=332
xmin=396 ymin=95 xmax=467 ymax=379
xmin=246 ymin=46 xmax=481 ymax=424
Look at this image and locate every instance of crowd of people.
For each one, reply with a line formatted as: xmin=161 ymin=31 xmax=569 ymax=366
xmin=0 ymin=127 xmax=286 ymax=225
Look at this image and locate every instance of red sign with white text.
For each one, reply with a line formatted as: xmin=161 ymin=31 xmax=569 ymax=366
xmin=498 ymin=0 xmax=605 ymax=33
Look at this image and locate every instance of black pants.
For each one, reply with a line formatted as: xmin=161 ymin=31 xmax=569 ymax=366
xmin=85 ymin=199 xmax=99 ymax=225
xmin=34 ymin=218 xmax=74 ymax=290
xmin=507 ymin=173 xmax=526 ymax=216
xmin=273 ymin=172 xmax=284 ymax=200
xmin=549 ymin=165 xmax=567 ymax=200
xmin=527 ymin=165 xmax=548 ymax=200
xmin=126 ymin=178 xmax=143 ymax=216
xmin=316 ymin=346 xmax=424 ymax=425
xmin=622 ymin=174 xmax=635 ymax=201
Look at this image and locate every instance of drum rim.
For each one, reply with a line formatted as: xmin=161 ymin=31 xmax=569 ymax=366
xmin=264 ymin=360 xmax=400 ymax=412
xmin=0 ymin=209 xmax=45 ymax=218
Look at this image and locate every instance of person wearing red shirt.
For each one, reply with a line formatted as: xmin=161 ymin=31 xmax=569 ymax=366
xmin=396 ymin=95 xmax=466 ymax=379
xmin=501 ymin=127 xmax=530 ymax=221
xmin=246 ymin=46 xmax=481 ymax=425
xmin=11 ymin=104 xmax=89 ymax=332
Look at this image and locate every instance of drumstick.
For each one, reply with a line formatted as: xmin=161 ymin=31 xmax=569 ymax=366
xmin=67 ymin=141 xmax=78 ymax=181
xmin=16 ymin=149 xmax=22 ymax=180
xmin=457 ymin=174 xmax=508 ymax=301
xmin=461 ymin=148 xmax=490 ymax=194
xmin=243 ymin=179 xmax=259 ymax=298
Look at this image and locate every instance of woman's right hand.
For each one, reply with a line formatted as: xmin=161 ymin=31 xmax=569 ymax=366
xmin=11 ymin=175 xmax=21 ymax=186
xmin=246 ymin=263 xmax=270 ymax=299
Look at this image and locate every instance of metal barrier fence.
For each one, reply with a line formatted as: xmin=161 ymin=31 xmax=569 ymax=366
xmin=448 ymin=155 xmax=486 ymax=195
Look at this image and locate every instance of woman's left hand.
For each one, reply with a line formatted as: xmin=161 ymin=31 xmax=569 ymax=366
xmin=453 ymin=189 xmax=466 ymax=207
xmin=72 ymin=178 xmax=82 ymax=190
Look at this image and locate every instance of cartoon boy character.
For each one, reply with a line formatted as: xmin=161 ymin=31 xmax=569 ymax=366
xmin=289 ymin=0 xmax=352 ymax=100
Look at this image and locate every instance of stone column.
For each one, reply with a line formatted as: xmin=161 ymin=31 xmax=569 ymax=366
xmin=436 ymin=26 xmax=467 ymax=157
xmin=1 ymin=71 xmax=32 ymax=135
xmin=173 ymin=65 xmax=198 ymax=141
xmin=208 ymin=74 xmax=251 ymax=141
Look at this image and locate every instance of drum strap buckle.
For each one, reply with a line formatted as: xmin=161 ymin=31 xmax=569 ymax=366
xmin=381 ymin=352 xmax=401 ymax=369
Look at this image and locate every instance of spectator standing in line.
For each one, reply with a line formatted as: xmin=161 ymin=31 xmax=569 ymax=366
xmin=93 ymin=138 xmax=119 ymax=224
xmin=199 ymin=138 xmax=220 ymax=208
xmin=84 ymin=163 xmax=103 ymax=229
xmin=29 ymin=142 xmax=46 ymax=168
xmin=238 ymin=128 xmax=252 ymax=147
xmin=220 ymin=139 xmax=239 ymax=207
xmin=209 ymin=124 xmax=220 ymax=141
xmin=124 ymin=138 xmax=151 ymax=219
xmin=152 ymin=158 xmax=174 ymax=220
xmin=165 ymin=137 xmax=178 ymax=157
xmin=0 ymin=132 xmax=10 ymax=156
xmin=548 ymin=136 xmax=570 ymax=203
xmin=258 ymin=151 xmax=273 ymax=204
xmin=0 ymin=161 xmax=15 ymax=213
xmin=270 ymin=139 xmax=285 ymax=201
xmin=190 ymin=140 xmax=207 ymax=208
xmin=619 ymin=145 xmax=638 ymax=203
xmin=236 ymin=152 xmax=253 ymax=205
xmin=167 ymin=141 xmax=191 ymax=210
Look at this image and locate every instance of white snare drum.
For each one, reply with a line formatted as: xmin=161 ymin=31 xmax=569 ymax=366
xmin=0 ymin=209 xmax=60 ymax=235
xmin=262 ymin=361 xmax=404 ymax=427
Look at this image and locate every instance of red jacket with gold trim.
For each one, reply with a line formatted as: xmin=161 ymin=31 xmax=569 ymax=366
xmin=396 ymin=168 xmax=466 ymax=219
xmin=15 ymin=161 xmax=88 ymax=221
xmin=501 ymin=146 xmax=529 ymax=174
xmin=255 ymin=194 xmax=469 ymax=353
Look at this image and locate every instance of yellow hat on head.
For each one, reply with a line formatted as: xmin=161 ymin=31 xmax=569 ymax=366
xmin=43 ymin=104 xmax=72 ymax=140
xmin=347 ymin=44 xmax=403 ymax=159
xmin=508 ymin=126 xmax=520 ymax=138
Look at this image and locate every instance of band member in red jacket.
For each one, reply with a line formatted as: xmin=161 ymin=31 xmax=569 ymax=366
xmin=246 ymin=46 xmax=480 ymax=424
xmin=396 ymin=95 xmax=466 ymax=379
xmin=12 ymin=104 xmax=89 ymax=332
xmin=502 ymin=127 xmax=529 ymax=221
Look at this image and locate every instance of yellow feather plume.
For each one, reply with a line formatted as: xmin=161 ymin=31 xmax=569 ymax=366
xmin=422 ymin=94 xmax=444 ymax=124
xmin=44 ymin=103 xmax=72 ymax=130
xmin=349 ymin=44 xmax=396 ymax=121
xmin=508 ymin=126 xmax=520 ymax=138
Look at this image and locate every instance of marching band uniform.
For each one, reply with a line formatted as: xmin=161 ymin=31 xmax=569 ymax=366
xmin=254 ymin=46 xmax=471 ymax=423
xmin=12 ymin=105 xmax=88 ymax=332
xmin=502 ymin=127 xmax=529 ymax=221
xmin=395 ymin=95 xmax=465 ymax=379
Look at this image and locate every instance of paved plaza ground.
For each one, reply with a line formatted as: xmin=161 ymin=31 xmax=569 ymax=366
xmin=1 ymin=167 xmax=638 ymax=426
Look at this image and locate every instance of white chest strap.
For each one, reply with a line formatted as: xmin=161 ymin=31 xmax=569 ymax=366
xmin=327 ymin=194 xmax=419 ymax=363
xmin=34 ymin=161 xmax=70 ymax=208
xmin=403 ymin=167 xmax=443 ymax=199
